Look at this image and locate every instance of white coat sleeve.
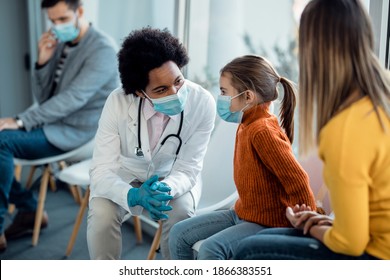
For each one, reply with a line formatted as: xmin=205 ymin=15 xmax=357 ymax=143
xmin=89 ymin=91 xmax=142 ymax=215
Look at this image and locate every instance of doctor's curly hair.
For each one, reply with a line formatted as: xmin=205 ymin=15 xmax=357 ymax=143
xmin=118 ymin=27 xmax=189 ymax=95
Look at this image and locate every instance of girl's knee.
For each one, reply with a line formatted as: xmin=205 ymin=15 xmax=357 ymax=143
xmin=169 ymin=219 xmax=189 ymax=241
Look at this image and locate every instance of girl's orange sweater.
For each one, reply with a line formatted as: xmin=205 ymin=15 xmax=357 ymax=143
xmin=234 ymin=105 xmax=316 ymax=227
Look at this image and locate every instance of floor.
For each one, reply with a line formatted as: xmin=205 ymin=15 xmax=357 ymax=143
xmin=0 ymin=174 xmax=162 ymax=260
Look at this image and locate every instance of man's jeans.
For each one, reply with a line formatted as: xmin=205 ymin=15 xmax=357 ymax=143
xmin=0 ymin=128 xmax=64 ymax=233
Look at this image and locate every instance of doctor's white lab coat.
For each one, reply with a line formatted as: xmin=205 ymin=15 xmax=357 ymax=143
xmin=89 ymin=80 xmax=216 ymax=216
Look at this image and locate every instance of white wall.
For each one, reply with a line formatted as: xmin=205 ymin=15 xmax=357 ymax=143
xmin=83 ymin=0 xmax=175 ymax=46
xmin=0 ymin=0 xmax=32 ymax=117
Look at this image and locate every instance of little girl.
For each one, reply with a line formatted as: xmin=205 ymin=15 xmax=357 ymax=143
xmin=169 ymin=55 xmax=317 ymax=259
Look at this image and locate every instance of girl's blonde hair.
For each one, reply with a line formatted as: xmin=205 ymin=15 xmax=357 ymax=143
xmin=299 ymin=0 xmax=390 ymax=155
xmin=221 ymin=55 xmax=297 ymax=143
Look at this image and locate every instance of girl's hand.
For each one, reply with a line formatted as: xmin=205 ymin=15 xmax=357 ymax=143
xmin=286 ymin=206 xmax=318 ymax=230
xmin=292 ymin=204 xmax=311 ymax=213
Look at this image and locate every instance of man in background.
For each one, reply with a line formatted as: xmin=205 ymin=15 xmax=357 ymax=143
xmin=0 ymin=0 xmax=119 ymax=252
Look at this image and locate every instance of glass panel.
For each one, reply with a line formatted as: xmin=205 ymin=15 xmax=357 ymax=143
xmin=186 ymin=0 xmax=301 ymax=153
xmin=85 ymin=0 xmax=176 ymax=46
xmin=187 ymin=0 xmax=299 ymax=92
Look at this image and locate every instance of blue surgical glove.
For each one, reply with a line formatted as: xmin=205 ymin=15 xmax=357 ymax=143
xmin=149 ymin=181 xmax=173 ymax=220
xmin=127 ymin=175 xmax=173 ymax=220
xmin=150 ymin=181 xmax=171 ymax=193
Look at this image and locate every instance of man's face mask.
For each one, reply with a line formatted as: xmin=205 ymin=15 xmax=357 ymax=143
xmin=52 ymin=14 xmax=80 ymax=42
xmin=143 ymin=83 xmax=188 ymax=116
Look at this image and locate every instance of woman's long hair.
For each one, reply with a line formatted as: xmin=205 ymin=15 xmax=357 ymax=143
xmin=221 ymin=55 xmax=297 ymax=143
xmin=299 ymin=0 xmax=390 ymax=155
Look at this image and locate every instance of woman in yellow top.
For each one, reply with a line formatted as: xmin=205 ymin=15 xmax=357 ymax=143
xmin=234 ymin=0 xmax=390 ymax=260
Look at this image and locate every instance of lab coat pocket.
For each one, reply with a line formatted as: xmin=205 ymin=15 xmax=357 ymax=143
xmin=118 ymin=155 xmax=149 ymax=182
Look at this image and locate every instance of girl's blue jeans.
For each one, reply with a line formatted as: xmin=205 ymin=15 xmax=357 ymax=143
xmin=169 ymin=209 xmax=267 ymax=260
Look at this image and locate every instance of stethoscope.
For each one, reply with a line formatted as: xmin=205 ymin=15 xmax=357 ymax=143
xmin=135 ymin=98 xmax=183 ymax=158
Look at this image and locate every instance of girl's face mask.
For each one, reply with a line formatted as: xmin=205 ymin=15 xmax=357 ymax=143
xmin=217 ymin=91 xmax=249 ymax=123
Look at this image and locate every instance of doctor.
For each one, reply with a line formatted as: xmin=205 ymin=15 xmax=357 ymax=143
xmin=87 ymin=27 xmax=216 ymax=260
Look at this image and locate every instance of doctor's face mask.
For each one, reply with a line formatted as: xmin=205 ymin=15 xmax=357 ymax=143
xmin=143 ymin=83 xmax=188 ymax=116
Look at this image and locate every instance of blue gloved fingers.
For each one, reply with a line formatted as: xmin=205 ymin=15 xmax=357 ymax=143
xmin=149 ymin=209 xmax=169 ymax=221
xmin=150 ymin=181 xmax=159 ymax=192
xmin=155 ymin=204 xmax=173 ymax=212
xmin=147 ymin=196 xmax=171 ymax=207
xmin=156 ymin=184 xmax=171 ymax=193
xmin=150 ymin=181 xmax=171 ymax=193
xmin=127 ymin=176 xmax=171 ymax=209
xmin=127 ymin=188 xmax=139 ymax=207
xmin=150 ymin=212 xmax=160 ymax=221
xmin=153 ymin=193 xmax=173 ymax=202
xmin=150 ymin=211 xmax=169 ymax=221
xmin=144 ymin=175 xmax=159 ymax=190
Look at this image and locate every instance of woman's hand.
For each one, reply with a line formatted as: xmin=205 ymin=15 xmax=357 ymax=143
xmin=286 ymin=206 xmax=317 ymax=230
xmin=302 ymin=214 xmax=333 ymax=234
xmin=286 ymin=206 xmax=333 ymax=234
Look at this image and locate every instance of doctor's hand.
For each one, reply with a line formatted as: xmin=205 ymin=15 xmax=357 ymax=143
xmin=150 ymin=181 xmax=172 ymax=220
xmin=127 ymin=175 xmax=173 ymax=220
xmin=150 ymin=181 xmax=171 ymax=193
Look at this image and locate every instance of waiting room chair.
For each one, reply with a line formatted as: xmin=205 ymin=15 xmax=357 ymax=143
xmin=56 ymin=159 xmax=143 ymax=257
xmin=13 ymin=139 xmax=95 ymax=246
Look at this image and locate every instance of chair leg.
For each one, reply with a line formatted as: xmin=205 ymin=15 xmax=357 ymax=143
xmin=25 ymin=166 xmax=37 ymax=189
xmin=14 ymin=164 xmax=22 ymax=180
xmin=10 ymin=165 xmax=23 ymax=214
xmin=47 ymin=165 xmax=57 ymax=192
xmin=65 ymin=187 xmax=90 ymax=257
xmin=67 ymin=184 xmax=82 ymax=205
xmin=32 ymin=165 xmax=50 ymax=246
xmin=133 ymin=216 xmax=143 ymax=244
xmin=58 ymin=161 xmax=84 ymax=204
xmin=75 ymin=186 xmax=83 ymax=204
xmin=147 ymin=221 xmax=162 ymax=260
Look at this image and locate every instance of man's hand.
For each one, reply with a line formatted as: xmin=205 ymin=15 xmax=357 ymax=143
xmin=0 ymin=118 xmax=18 ymax=131
xmin=37 ymin=31 xmax=58 ymax=66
